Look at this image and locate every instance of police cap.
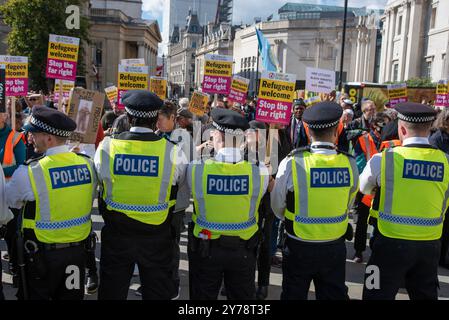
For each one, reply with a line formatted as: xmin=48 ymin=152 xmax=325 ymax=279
xmin=211 ymin=108 xmax=249 ymax=135
xmin=302 ymin=101 xmax=342 ymax=130
xmin=23 ymin=107 xmax=76 ymax=137
xmin=395 ymin=102 xmax=436 ymax=123
xmin=122 ymin=90 xmax=163 ymax=118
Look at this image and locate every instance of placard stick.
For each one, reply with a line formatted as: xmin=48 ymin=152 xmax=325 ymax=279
xmin=11 ymin=96 xmax=16 ymax=131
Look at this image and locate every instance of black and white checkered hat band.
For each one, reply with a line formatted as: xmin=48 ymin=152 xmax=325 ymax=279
xmin=30 ymin=116 xmax=72 ymax=137
xmin=397 ymin=113 xmax=435 ymax=123
xmin=125 ymin=107 xmax=158 ymax=118
xmin=212 ymin=121 xmax=244 ymax=135
xmin=306 ymin=118 xmax=340 ymax=129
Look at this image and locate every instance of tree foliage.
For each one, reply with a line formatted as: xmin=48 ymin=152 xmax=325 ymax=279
xmin=0 ymin=0 xmax=90 ymax=92
xmin=384 ymin=77 xmax=436 ymax=88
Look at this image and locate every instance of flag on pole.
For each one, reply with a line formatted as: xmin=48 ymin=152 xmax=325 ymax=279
xmin=256 ymin=28 xmax=279 ymax=72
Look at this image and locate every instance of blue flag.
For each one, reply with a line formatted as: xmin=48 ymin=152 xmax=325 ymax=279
xmin=256 ymin=28 xmax=278 ymax=72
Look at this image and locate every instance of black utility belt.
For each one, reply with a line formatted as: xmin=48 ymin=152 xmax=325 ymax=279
xmin=196 ymin=234 xmax=259 ymax=249
xmin=25 ymin=239 xmax=86 ymax=252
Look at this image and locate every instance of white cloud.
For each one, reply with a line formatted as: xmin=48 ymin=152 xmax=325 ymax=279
xmin=142 ymin=0 xmax=165 ymax=20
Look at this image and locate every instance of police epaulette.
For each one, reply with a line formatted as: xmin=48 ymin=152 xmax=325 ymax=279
xmin=25 ymin=155 xmax=45 ymax=165
xmin=288 ymin=146 xmax=311 ymax=157
xmin=336 ymin=149 xmax=355 ymax=158
xmin=75 ymin=152 xmax=92 ymax=159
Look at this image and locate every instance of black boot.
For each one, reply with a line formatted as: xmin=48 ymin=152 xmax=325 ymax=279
xmin=256 ymin=286 xmax=268 ymax=300
xmin=86 ymin=273 xmax=99 ymax=294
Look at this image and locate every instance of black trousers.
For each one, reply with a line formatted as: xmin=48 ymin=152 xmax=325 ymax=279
xmin=440 ymin=208 xmax=449 ymax=266
xmin=171 ymin=210 xmax=185 ymax=292
xmin=98 ymin=224 xmax=176 ymax=300
xmin=354 ymin=202 xmax=370 ymax=254
xmin=257 ymin=194 xmax=274 ymax=287
xmin=363 ymin=234 xmax=441 ymax=300
xmin=188 ymin=230 xmax=257 ymax=300
xmin=281 ymin=237 xmax=348 ymax=300
xmin=0 ymin=250 xmax=4 ymax=300
xmin=17 ymin=245 xmax=86 ymax=300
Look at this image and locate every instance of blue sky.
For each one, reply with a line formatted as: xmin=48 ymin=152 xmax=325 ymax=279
xmin=142 ymin=0 xmax=388 ymax=33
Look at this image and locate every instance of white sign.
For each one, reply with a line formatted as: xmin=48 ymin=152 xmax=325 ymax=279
xmin=305 ymin=67 xmax=336 ymax=94
xmin=120 ymin=58 xmax=145 ymax=66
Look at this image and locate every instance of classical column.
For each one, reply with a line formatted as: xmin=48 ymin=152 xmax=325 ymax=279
xmin=137 ymin=42 xmax=145 ymax=60
xmin=379 ymin=12 xmax=390 ymax=83
xmin=354 ymin=30 xmax=362 ymax=81
xmin=399 ymin=0 xmax=410 ymax=81
xmin=404 ymin=0 xmax=423 ymax=78
xmin=385 ymin=9 xmax=396 ymax=81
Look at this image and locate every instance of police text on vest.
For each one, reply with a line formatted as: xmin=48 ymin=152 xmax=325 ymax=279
xmin=207 ymin=175 xmax=249 ymax=195
xmin=403 ymin=159 xmax=444 ymax=182
xmin=114 ymin=154 xmax=159 ymax=177
xmin=49 ymin=165 xmax=92 ymax=189
xmin=310 ymin=168 xmax=351 ymax=188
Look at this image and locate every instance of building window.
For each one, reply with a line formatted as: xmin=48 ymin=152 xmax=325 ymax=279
xmin=93 ymin=42 xmax=102 ymax=67
xmin=327 ymin=46 xmax=334 ymax=59
xmin=425 ymin=60 xmax=432 ymax=79
xmin=192 ymin=42 xmax=196 ymax=49
xmin=393 ymin=63 xmax=399 ymax=81
xmin=300 ymin=43 xmax=311 ymax=58
xmin=397 ymin=16 xmax=402 ymax=35
xmin=430 ymin=7 xmax=437 ymax=29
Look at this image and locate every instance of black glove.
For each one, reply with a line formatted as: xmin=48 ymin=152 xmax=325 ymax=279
xmin=344 ymin=223 xmax=354 ymax=241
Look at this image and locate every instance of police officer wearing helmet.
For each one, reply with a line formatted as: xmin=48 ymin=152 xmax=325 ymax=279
xmin=361 ymin=102 xmax=449 ymax=300
xmin=187 ymin=108 xmax=268 ymax=300
xmin=95 ymin=90 xmax=187 ymax=300
xmin=6 ymin=108 xmax=97 ymax=300
xmin=271 ymin=102 xmax=359 ymax=300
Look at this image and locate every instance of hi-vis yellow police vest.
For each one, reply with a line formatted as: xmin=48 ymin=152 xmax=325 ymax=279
xmin=284 ymin=151 xmax=359 ymax=241
xmin=191 ymin=159 xmax=265 ymax=240
xmin=100 ymin=137 xmax=177 ymax=225
xmin=378 ymin=147 xmax=449 ymax=240
xmin=23 ymin=152 xmax=94 ymax=243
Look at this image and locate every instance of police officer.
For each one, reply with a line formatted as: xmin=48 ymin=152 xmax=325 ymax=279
xmin=187 ymin=108 xmax=268 ymax=300
xmin=0 ymin=168 xmax=13 ymax=300
xmin=361 ymin=102 xmax=449 ymax=300
xmin=6 ymin=108 xmax=96 ymax=300
xmin=271 ymin=102 xmax=359 ymax=300
xmin=95 ymin=90 xmax=187 ymax=300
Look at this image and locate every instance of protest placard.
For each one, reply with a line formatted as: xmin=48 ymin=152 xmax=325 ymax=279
xmin=387 ymin=83 xmax=408 ymax=107
xmin=188 ymin=91 xmax=209 ymax=116
xmin=46 ymin=34 xmax=79 ymax=81
xmin=202 ymin=54 xmax=232 ymax=95
xmin=0 ymin=55 xmax=28 ymax=96
xmin=256 ymin=71 xmax=296 ymax=125
xmin=305 ymin=67 xmax=335 ymax=94
xmin=150 ymin=77 xmax=167 ymax=100
xmin=104 ymin=85 xmax=118 ymax=104
xmin=0 ymin=65 xmax=5 ymax=113
xmin=120 ymin=58 xmax=145 ymax=66
xmin=67 ymin=88 xmax=105 ymax=144
xmin=54 ymin=79 xmax=75 ymax=102
xmin=117 ymin=65 xmax=149 ymax=109
xmin=228 ymin=75 xmax=249 ymax=104
xmin=435 ymin=79 xmax=448 ymax=107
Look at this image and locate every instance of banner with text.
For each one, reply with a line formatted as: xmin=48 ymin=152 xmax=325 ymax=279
xmin=202 ymin=54 xmax=233 ymax=95
xmin=188 ymin=91 xmax=209 ymax=116
xmin=256 ymin=71 xmax=296 ymax=125
xmin=120 ymin=58 xmax=145 ymax=67
xmin=228 ymin=75 xmax=249 ymax=104
xmin=104 ymin=85 xmax=118 ymax=104
xmin=150 ymin=77 xmax=167 ymax=100
xmin=435 ymin=79 xmax=448 ymax=107
xmin=305 ymin=67 xmax=335 ymax=94
xmin=117 ymin=65 xmax=149 ymax=109
xmin=387 ymin=83 xmax=408 ymax=107
xmin=67 ymin=88 xmax=105 ymax=144
xmin=54 ymin=79 xmax=75 ymax=102
xmin=46 ymin=34 xmax=79 ymax=81
xmin=0 ymin=56 xmax=28 ymax=96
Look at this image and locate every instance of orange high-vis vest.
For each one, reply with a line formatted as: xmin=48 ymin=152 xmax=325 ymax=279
xmin=303 ymin=120 xmax=344 ymax=145
xmin=379 ymin=139 xmax=401 ymax=152
xmin=359 ymin=133 xmax=379 ymax=208
xmin=2 ymin=130 xmax=26 ymax=177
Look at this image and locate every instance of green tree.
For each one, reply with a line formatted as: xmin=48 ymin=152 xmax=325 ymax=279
xmin=0 ymin=0 xmax=90 ymax=92
xmin=384 ymin=77 xmax=436 ymax=88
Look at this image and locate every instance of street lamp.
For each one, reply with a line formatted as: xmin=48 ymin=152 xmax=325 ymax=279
xmin=162 ymin=54 xmax=165 ymax=78
xmin=338 ymin=0 xmax=348 ymax=91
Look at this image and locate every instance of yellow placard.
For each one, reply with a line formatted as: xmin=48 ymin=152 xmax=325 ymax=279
xmin=118 ymin=72 xmax=148 ymax=90
xmin=5 ymin=62 xmax=28 ymax=78
xmin=104 ymin=86 xmax=118 ymax=102
xmin=189 ymin=91 xmax=209 ymax=116
xmin=231 ymin=78 xmax=249 ymax=93
xmin=436 ymin=83 xmax=448 ymax=95
xmin=150 ymin=77 xmax=167 ymax=100
xmin=47 ymin=42 xmax=79 ymax=62
xmin=258 ymin=79 xmax=295 ymax=103
xmin=204 ymin=60 xmax=233 ymax=77
xmin=388 ymin=87 xmax=408 ymax=99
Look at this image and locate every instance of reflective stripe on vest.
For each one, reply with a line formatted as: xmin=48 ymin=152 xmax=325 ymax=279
xmin=192 ymin=160 xmax=263 ymax=239
xmin=378 ymin=147 xmax=449 ymax=240
xmin=100 ymin=137 xmax=176 ymax=224
xmin=2 ymin=130 xmax=25 ymax=172
xmin=285 ymin=152 xmax=358 ymax=241
xmin=23 ymin=153 xmax=94 ymax=243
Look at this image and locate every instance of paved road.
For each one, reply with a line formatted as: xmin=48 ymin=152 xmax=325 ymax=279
xmin=2 ymin=204 xmax=449 ymax=300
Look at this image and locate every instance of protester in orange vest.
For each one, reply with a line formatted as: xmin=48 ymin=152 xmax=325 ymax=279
xmin=351 ymin=113 xmax=385 ymax=262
